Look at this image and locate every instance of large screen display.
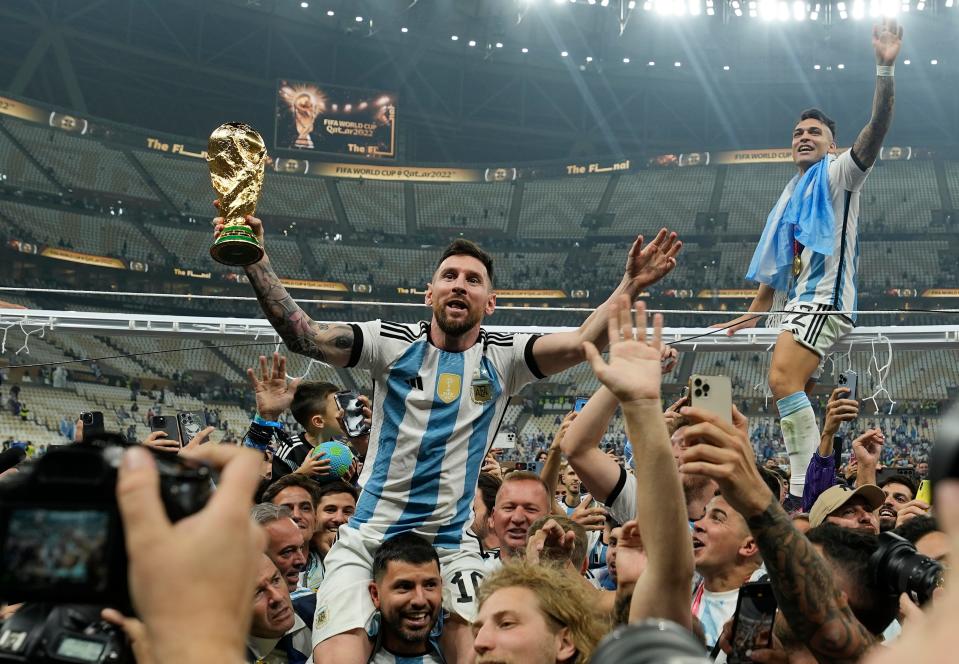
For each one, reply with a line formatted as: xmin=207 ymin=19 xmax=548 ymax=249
xmin=274 ymin=80 xmax=397 ymax=159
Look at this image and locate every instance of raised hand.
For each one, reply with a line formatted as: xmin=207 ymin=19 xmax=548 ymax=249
xmin=246 ymin=352 xmax=301 ymax=421
xmin=873 ymin=18 xmax=903 ymax=65
xmin=212 ymin=200 xmax=266 ymax=250
xmin=623 ymin=229 xmax=682 ymax=291
xmin=660 ymin=345 xmax=679 ymax=375
xmin=142 ymin=430 xmax=179 ymax=454
xmin=550 ymin=411 xmax=578 ymax=450
xmin=525 ymin=518 xmax=577 ymax=567
xmin=613 ymin=520 xmax=647 ymax=587
xmin=583 ymin=295 xmax=665 ymax=404
xmin=570 ymin=496 xmax=607 ymax=532
xmin=852 ymin=428 xmax=885 ymax=469
xmin=182 ymin=426 xmax=217 ymax=453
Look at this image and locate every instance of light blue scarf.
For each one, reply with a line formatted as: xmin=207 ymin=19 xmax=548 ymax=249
xmin=746 ymin=155 xmax=835 ymax=291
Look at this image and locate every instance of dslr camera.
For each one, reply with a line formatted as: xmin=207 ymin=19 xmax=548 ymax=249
xmin=0 ymin=435 xmax=212 ymax=662
xmin=870 ymin=531 xmax=943 ymax=606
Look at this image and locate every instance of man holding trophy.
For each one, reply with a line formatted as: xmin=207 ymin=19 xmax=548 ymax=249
xmin=209 ymin=122 xmax=683 ymax=662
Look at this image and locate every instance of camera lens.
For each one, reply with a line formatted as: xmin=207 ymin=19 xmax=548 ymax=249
xmin=81 ymin=413 xmax=93 ymax=424
xmin=694 ymin=378 xmax=702 ymax=387
xmin=592 ymin=620 xmax=711 ymax=664
xmin=694 ymin=389 xmax=702 ymax=397
xmin=870 ymin=532 xmax=943 ymax=605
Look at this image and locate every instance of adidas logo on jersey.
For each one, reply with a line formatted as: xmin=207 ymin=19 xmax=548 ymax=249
xmin=405 ymin=376 xmax=424 ymax=391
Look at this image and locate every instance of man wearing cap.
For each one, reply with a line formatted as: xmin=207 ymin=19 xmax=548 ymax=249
xmin=808 ymin=484 xmax=883 ymax=534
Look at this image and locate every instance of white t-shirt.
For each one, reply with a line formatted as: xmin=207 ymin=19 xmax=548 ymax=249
xmin=347 ymin=321 xmax=542 ymax=548
xmin=692 ymin=567 xmax=768 ymax=650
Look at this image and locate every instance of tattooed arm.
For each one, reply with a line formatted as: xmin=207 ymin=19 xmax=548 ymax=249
xmin=245 ymin=257 xmax=355 ymax=366
xmin=747 ymin=498 xmax=877 ymax=663
xmin=852 ymin=19 xmax=902 ymax=169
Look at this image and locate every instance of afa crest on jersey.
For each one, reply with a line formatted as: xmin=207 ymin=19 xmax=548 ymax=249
xmin=436 ymin=373 xmax=462 ymax=404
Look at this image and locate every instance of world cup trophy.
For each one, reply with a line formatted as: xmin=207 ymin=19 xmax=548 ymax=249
xmin=208 ymin=122 xmax=267 ymax=266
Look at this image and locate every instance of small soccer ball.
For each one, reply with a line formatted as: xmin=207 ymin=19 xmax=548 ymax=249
xmin=311 ymin=441 xmax=354 ymax=479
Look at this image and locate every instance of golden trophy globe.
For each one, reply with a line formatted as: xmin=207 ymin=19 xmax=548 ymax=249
xmin=208 ymin=122 xmax=267 ymax=266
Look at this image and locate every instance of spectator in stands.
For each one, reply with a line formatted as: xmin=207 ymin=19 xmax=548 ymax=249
xmin=878 ymin=474 xmax=919 ymax=531
xmin=557 ymin=465 xmax=588 ymax=516
xmin=917 ymin=459 xmax=929 ymax=479
xmin=368 ymin=533 xmax=445 ymax=662
xmin=473 ymin=560 xmax=608 ymax=664
xmin=251 ymin=503 xmax=307 ymax=593
xmin=247 ymin=554 xmax=311 ymax=663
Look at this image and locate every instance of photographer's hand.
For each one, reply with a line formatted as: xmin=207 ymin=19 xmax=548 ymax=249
xmin=101 ymin=609 xmax=154 ymax=664
xmin=117 ymin=445 xmax=265 ymax=663
xmin=141 ymin=431 xmax=179 ymax=454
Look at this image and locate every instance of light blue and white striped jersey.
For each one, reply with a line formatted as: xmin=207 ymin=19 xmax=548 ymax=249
xmin=785 ymin=150 xmax=872 ymax=322
xmin=346 ymin=320 xmax=542 ymax=548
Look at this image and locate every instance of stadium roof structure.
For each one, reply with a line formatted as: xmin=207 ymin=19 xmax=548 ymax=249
xmin=1 ymin=0 xmax=958 ymax=162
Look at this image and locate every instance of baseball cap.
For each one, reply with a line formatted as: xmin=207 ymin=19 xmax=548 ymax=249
xmin=809 ymin=484 xmax=885 ymax=528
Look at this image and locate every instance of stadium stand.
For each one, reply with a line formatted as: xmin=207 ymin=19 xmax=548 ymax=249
xmin=338 ymin=179 xmax=405 ymax=234
xmin=416 ymin=182 xmax=512 ymax=232
xmin=517 ymin=176 xmax=608 ymax=239
xmin=719 ymin=162 xmax=796 ymax=234
xmin=606 ymin=167 xmax=715 ymax=236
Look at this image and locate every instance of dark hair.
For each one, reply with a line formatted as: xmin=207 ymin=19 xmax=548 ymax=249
xmin=756 ymin=465 xmax=783 ymax=502
xmin=372 ymin=532 xmax=440 ymax=582
xmin=290 ymin=381 xmax=340 ymax=430
xmin=477 ymin=472 xmax=502 ymax=514
xmin=806 ymin=524 xmax=898 ymax=635
xmin=893 ymin=515 xmax=940 ymax=544
xmin=879 ymin=474 xmax=917 ymax=499
xmin=262 ymin=473 xmax=322 ymax=507
xmin=316 ymin=479 xmax=358 ymax=504
xmin=436 ymin=239 xmax=494 ymax=287
xmin=798 ymin=108 xmax=837 ymax=142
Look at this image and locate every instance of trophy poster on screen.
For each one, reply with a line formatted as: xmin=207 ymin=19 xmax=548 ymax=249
xmin=274 ymin=80 xmax=397 ymax=159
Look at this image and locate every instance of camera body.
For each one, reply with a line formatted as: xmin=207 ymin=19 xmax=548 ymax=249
xmin=870 ymin=531 xmax=943 ymax=606
xmin=0 ymin=603 xmax=130 ymax=664
xmin=0 ymin=438 xmax=212 ymax=609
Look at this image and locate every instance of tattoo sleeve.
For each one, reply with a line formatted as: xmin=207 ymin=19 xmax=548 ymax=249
xmin=852 ymin=75 xmax=895 ymax=170
xmin=613 ymin=586 xmax=633 ymax=626
xmin=245 ymin=258 xmax=355 ymax=366
xmin=746 ymin=498 xmax=877 ymax=664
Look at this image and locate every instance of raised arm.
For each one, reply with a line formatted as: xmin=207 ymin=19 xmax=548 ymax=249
xmin=851 ymin=19 xmax=902 ymax=170
xmin=559 ymin=387 xmax=623 ymax=503
xmin=212 ymin=213 xmax=356 ymax=366
xmin=680 ymin=408 xmax=876 ymax=663
xmin=540 ymin=412 xmax=576 ymax=515
xmin=583 ymin=297 xmax=693 ymax=629
xmin=532 ymin=229 xmax=681 ymax=376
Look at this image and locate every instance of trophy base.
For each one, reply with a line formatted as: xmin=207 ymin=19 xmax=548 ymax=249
xmin=210 ymin=225 xmax=264 ymax=267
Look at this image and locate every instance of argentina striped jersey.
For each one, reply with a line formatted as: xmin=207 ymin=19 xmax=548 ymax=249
xmin=345 ymin=320 xmax=543 ymax=548
xmin=787 ymin=149 xmax=872 ymax=323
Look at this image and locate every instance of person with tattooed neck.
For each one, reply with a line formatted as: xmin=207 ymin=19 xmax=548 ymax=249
xmin=212 ymin=208 xmax=682 ymax=664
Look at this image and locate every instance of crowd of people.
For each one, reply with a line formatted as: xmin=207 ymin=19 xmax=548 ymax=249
xmin=9 ymin=17 xmax=959 ymax=664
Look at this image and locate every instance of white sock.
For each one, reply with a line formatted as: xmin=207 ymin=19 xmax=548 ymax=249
xmin=777 ymin=392 xmax=819 ymax=498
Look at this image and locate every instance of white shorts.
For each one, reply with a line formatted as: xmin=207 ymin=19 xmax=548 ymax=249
xmin=311 ymin=525 xmax=486 ymax=647
xmin=779 ymin=301 xmax=853 ymax=370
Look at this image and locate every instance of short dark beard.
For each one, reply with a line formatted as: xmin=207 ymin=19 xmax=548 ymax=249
xmin=434 ymin=304 xmax=481 ymax=337
xmin=384 ymin=609 xmax=438 ymax=644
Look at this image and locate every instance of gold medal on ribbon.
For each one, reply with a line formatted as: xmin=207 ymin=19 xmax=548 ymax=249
xmin=792 ymin=254 xmax=802 ymax=277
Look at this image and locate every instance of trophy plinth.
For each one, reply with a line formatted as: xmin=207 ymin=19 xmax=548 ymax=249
xmin=207 ymin=122 xmax=267 ymax=267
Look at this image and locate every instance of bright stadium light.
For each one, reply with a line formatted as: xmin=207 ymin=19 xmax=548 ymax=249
xmin=814 ymin=63 xmax=822 ymax=69
xmin=300 ymin=1 xmax=308 ymax=8
xmin=837 ymin=0 xmax=848 ymax=17
xmin=759 ymin=0 xmax=776 ymax=19
xmin=628 ymin=0 xmax=637 ymax=6
xmin=468 ymin=39 xmax=476 ymax=46
xmin=586 ymin=55 xmax=594 ymax=62
xmin=327 ymin=9 xmax=334 ymax=15
xmin=903 ymin=58 xmax=911 ymax=64
xmin=838 ymin=63 xmax=845 ymax=69
xmin=561 ymin=50 xmax=569 ymax=56
xmin=451 ymin=34 xmax=459 ymax=40
xmin=648 ymin=60 xmax=656 ymax=65
xmin=601 ymin=0 xmax=611 ymax=6
xmin=723 ymin=64 xmax=731 ymax=70
xmin=706 ymin=0 xmax=715 ymax=14
xmin=851 ymin=0 xmax=865 ymax=19
xmin=401 ymin=26 xmax=408 ymax=32
xmin=623 ymin=56 xmax=631 ymax=63
xmin=916 ymin=0 xmax=925 ymax=8
xmin=674 ymin=60 xmax=681 ymax=66
xmin=792 ymin=0 xmax=806 ymax=20
xmin=522 ymin=46 xmax=529 ymax=52
xmin=931 ymin=58 xmax=939 ymax=64
xmin=689 ymin=0 xmax=703 ymax=16
xmin=495 ymin=41 xmax=504 ymax=48
xmin=946 ymin=0 xmax=954 ymax=7
xmin=355 ymin=15 xmax=363 ymax=22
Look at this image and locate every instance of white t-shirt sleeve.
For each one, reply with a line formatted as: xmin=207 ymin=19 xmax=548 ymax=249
xmin=830 ymin=149 xmax=872 ymax=192
xmin=602 ymin=467 xmax=636 ymax=525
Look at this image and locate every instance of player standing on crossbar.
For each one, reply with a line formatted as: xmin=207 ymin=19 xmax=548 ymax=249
xmin=719 ymin=19 xmax=902 ymax=505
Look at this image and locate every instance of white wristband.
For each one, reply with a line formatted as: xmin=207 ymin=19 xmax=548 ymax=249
xmin=876 ymin=65 xmax=895 ymax=77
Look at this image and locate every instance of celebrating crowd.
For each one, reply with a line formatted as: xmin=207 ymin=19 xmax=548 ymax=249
xmin=8 ymin=17 xmax=959 ymax=664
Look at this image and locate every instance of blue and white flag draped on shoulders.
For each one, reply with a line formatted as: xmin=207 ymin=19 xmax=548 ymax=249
xmin=746 ymin=154 xmax=836 ymax=292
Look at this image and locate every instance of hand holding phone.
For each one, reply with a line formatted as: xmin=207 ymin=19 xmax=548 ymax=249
xmin=335 ymin=391 xmax=371 ymax=438
xmin=688 ymin=375 xmax=733 ymax=424
xmin=79 ymin=411 xmax=105 ymax=443
xmin=728 ymin=581 xmax=777 ymax=664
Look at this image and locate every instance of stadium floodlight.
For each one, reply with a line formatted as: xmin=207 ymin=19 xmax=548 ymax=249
xmin=689 ymin=0 xmax=703 ymax=15
xmin=451 ymin=35 xmax=459 ymax=40
xmin=814 ymin=63 xmax=821 ymax=69
xmin=326 ymin=9 xmax=334 ymax=16
xmin=601 ymin=0 xmax=611 ymax=6
xmin=759 ymin=0 xmax=776 ymax=19
xmin=355 ymin=15 xmax=363 ymax=22
xmin=706 ymin=0 xmax=715 ymax=14
xmin=792 ymin=0 xmax=806 ymax=20
xmin=522 ymin=46 xmax=529 ymax=52
xmin=623 ymin=57 xmax=631 ymax=63
xmin=648 ymin=60 xmax=656 ymax=65
xmin=587 ymin=0 xmax=596 ymax=4
xmin=723 ymin=64 xmax=730 ymax=70
xmin=946 ymin=0 xmax=954 ymax=7
xmin=561 ymin=50 xmax=569 ymax=56
xmin=931 ymin=58 xmax=938 ymax=64
xmin=468 ymin=39 xmax=476 ymax=46
xmin=299 ymin=1 xmax=308 ymax=8
xmin=851 ymin=0 xmax=865 ymax=19
xmin=674 ymin=60 xmax=681 ymax=66
xmin=916 ymin=0 xmax=925 ymax=8
xmin=643 ymin=0 xmax=652 ymax=9
xmin=903 ymin=58 xmax=911 ymax=64
xmin=838 ymin=63 xmax=845 ymax=69
xmin=496 ymin=41 xmax=504 ymax=48
xmin=586 ymin=55 xmax=594 ymax=62
xmin=401 ymin=26 xmax=408 ymax=32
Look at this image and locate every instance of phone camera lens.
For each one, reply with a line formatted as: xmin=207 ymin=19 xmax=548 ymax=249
xmin=703 ymin=384 xmax=710 ymax=393
xmin=694 ymin=378 xmax=702 ymax=387
xmin=694 ymin=389 xmax=703 ymax=397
